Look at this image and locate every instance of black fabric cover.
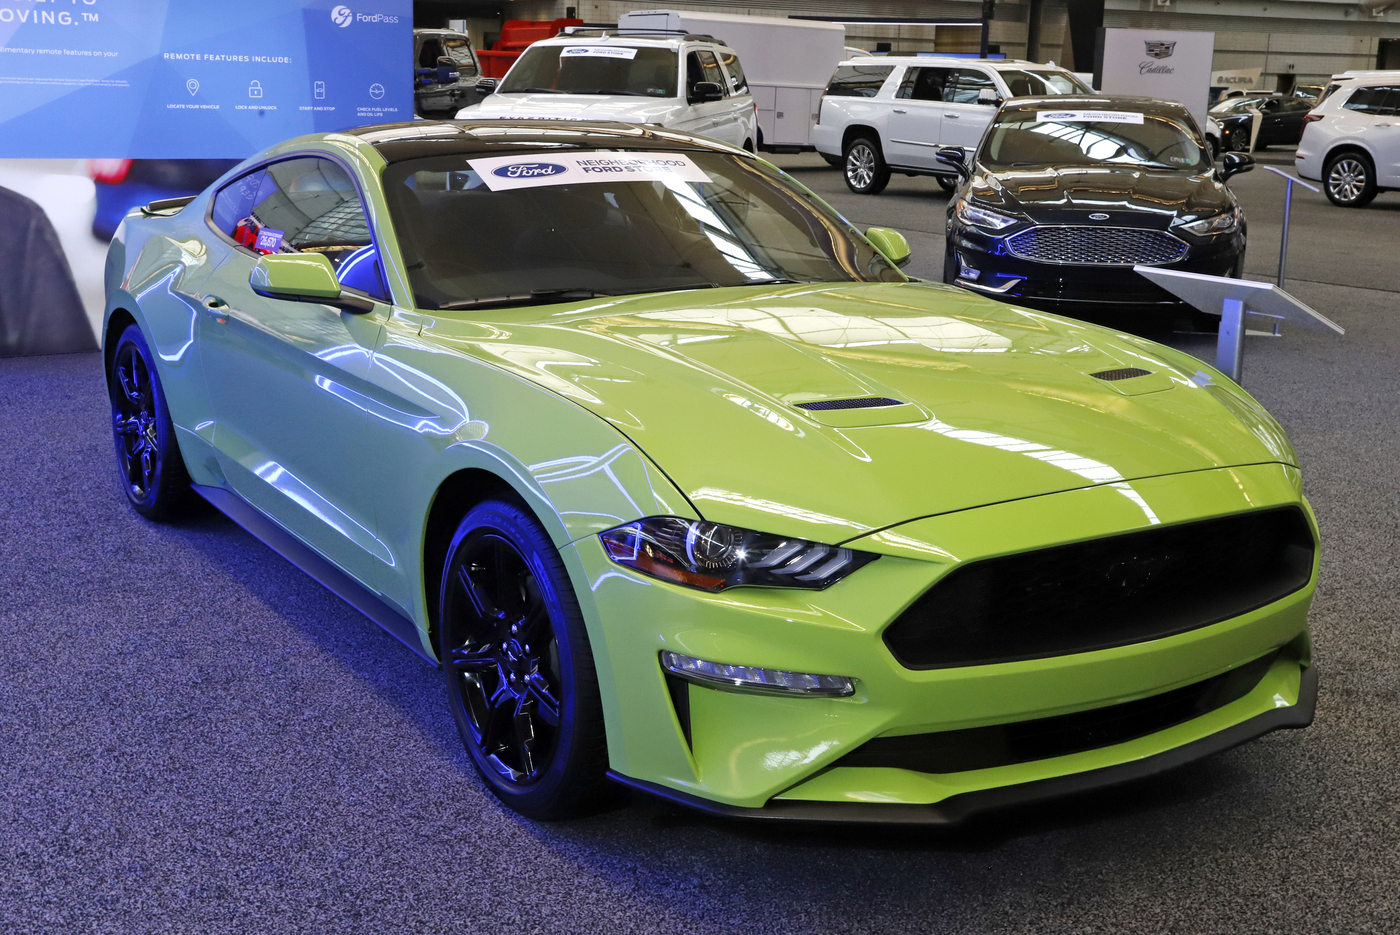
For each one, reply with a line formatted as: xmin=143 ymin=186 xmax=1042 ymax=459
xmin=0 ymin=185 xmax=97 ymax=357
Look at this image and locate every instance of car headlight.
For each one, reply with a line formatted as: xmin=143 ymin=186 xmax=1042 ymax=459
xmin=1175 ymin=208 xmax=1241 ymax=236
xmin=599 ymin=517 xmax=877 ymax=591
xmin=956 ymin=200 xmax=1019 ymax=231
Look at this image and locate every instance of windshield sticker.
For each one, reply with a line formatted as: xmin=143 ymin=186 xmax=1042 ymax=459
xmin=468 ymin=152 xmax=711 ymax=191
xmin=1036 ymin=110 xmax=1145 ymax=124
xmin=561 ymin=46 xmax=639 ymax=60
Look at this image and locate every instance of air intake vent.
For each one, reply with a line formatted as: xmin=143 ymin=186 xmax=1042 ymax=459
xmin=1091 ymin=367 xmax=1154 ymax=382
xmin=795 ymin=397 xmax=903 ymax=412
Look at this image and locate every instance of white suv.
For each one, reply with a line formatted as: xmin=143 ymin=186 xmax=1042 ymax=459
xmin=811 ymin=58 xmax=1091 ymax=194
xmin=456 ymin=31 xmax=757 ymax=150
xmin=1295 ymin=72 xmax=1400 ymax=207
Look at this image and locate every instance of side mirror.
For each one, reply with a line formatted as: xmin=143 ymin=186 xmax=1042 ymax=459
xmin=416 ymin=56 xmax=461 ymax=88
xmin=689 ymin=81 xmax=724 ymax=104
xmin=475 ymin=77 xmax=498 ymax=97
xmin=866 ymin=227 xmax=912 ymax=268
xmin=977 ymin=87 xmax=1001 ymax=106
xmin=936 ymin=145 xmax=971 ymax=181
xmin=1220 ymin=151 xmax=1254 ymax=180
xmin=250 ymin=254 xmax=374 ymax=313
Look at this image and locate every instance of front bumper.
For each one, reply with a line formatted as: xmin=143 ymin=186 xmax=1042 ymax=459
xmin=567 ymin=462 xmax=1318 ymax=819
xmin=949 ymin=219 xmax=1244 ymax=313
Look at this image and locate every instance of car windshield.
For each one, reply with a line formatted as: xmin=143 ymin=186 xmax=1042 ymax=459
xmin=999 ymin=70 xmax=1092 ymax=97
xmin=1210 ymin=97 xmax=1268 ymax=114
xmin=381 ymin=150 xmax=904 ymax=310
xmin=982 ymin=110 xmax=1207 ymax=171
xmin=500 ymin=45 xmax=678 ymax=97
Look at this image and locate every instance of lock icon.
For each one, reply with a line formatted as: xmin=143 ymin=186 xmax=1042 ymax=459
xmin=248 ymin=80 xmax=263 ymax=99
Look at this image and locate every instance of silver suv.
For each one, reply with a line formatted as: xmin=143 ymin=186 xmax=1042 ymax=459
xmin=811 ymin=58 xmax=1090 ymax=194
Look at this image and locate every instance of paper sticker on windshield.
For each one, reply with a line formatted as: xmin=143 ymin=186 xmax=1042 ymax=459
xmin=561 ymin=46 xmax=639 ymax=60
xmin=1036 ymin=110 xmax=1145 ymax=124
xmin=468 ymin=152 xmax=710 ymax=191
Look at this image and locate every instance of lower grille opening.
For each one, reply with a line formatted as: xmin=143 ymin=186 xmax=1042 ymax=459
xmin=883 ymin=507 xmax=1315 ymax=669
xmin=835 ymin=651 xmax=1280 ymax=775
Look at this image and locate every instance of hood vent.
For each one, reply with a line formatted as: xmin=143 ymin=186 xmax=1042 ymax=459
xmin=795 ymin=397 xmax=904 ymax=411
xmin=1090 ymin=368 xmax=1153 ymax=382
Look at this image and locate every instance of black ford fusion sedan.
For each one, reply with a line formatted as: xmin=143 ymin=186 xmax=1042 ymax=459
xmin=941 ymin=95 xmax=1254 ymax=321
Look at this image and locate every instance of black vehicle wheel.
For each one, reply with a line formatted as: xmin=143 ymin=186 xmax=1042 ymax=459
xmin=820 ymin=153 xmax=843 ymax=167
xmin=439 ymin=500 xmax=607 ymax=820
xmin=1323 ymin=152 xmax=1377 ymax=208
xmin=742 ymin=138 xmax=755 ymax=154
xmin=107 ymin=324 xmax=195 ymax=520
xmin=1207 ymin=136 xmax=1220 ymax=162
xmin=844 ymin=135 xmax=890 ymax=195
xmin=943 ymin=244 xmax=958 ymax=284
xmin=936 ymin=174 xmax=958 ymax=193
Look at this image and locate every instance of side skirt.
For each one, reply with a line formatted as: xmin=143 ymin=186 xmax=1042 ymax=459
xmin=192 ymin=483 xmax=437 ymax=666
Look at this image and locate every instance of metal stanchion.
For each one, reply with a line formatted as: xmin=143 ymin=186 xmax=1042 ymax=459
xmin=1261 ymin=166 xmax=1320 ymax=288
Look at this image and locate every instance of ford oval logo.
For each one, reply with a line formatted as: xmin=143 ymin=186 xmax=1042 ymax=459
xmin=493 ymin=162 xmax=568 ymax=179
xmin=1089 ymin=213 xmax=1110 ymax=220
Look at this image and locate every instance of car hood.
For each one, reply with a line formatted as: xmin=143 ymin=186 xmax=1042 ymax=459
xmin=969 ymin=164 xmax=1233 ymax=228
xmin=459 ymin=94 xmax=682 ymax=123
xmin=420 ymin=282 xmax=1295 ymax=542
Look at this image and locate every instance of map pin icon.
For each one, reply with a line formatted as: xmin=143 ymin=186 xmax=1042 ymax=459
xmin=186 ymin=78 xmax=199 ymax=96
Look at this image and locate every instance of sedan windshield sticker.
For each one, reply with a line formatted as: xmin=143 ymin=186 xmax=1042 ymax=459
xmin=1036 ymin=110 xmax=1145 ymax=124
xmin=561 ymin=46 xmax=639 ymax=60
xmin=468 ymin=152 xmax=710 ymax=191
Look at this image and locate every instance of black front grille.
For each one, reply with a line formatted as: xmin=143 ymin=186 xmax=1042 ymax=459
xmin=1007 ymin=226 xmax=1187 ymax=266
xmin=835 ymin=651 xmax=1279 ymax=775
xmin=795 ymin=397 xmax=903 ymax=411
xmin=883 ymin=507 xmax=1314 ymax=669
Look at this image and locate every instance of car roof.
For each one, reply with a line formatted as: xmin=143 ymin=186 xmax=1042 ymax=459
xmin=341 ymin=119 xmax=741 ymax=163
xmin=533 ymin=33 xmax=722 ymax=49
xmin=836 ymin=57 xmax=1068 ymax=71
xmin=999 ymin=94 xmax=1192 ymax=118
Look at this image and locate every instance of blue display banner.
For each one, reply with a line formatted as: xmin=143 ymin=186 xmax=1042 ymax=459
xmin=0 ymin=0 xmax=412 ymax=157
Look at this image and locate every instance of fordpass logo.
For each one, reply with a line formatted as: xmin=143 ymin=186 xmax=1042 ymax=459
xmin=331 ymin=5 xmax=353 ymax=27
xmin=494 ymin=163 xmax=568 ymax=179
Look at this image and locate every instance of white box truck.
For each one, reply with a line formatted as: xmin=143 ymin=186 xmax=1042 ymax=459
xmin=617 ymin=10 xmax=845 ymax=151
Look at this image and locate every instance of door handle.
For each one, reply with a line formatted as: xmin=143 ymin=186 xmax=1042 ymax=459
xmin=944 ymin=113 xmax=960 ymax=119
xmin=203 ymin=295 xmax=227 ymax=309
xmin=892 ymin=108 xmax=906 ymax=114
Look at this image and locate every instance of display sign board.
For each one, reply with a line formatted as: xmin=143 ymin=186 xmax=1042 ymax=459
xmin=1098 ymin=28 xmax=1215 ymax=128
xmin=0 ymin=0 xmax=410 ymax=158
xmin=1211 ymin=68 xmax=1263 ymax=93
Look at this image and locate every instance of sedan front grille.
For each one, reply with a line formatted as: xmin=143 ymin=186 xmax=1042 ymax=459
xmin=1006 ymin=226 xmax=1188 ymax=266
xmin=882 ymin=507 xmax=1315 ymax=670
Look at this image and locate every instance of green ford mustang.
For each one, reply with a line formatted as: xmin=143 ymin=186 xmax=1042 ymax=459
xmin=103 ymin=121 xmax=1317 ymax=821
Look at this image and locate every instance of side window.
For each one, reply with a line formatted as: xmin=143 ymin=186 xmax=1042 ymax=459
xmin=717 ymin=49 xmax=747 ymax=94
xmin=441 ymin=36 xmax=477 ymax=78
xmin=947 ymin=69 xmax=997 ymax=104
xmin=418 ymin=38 xmax=442 ymax=69
xmin=825 ymin=65 xmax=893 ymax=98
xmin=211 ymin=157 xmax=388 ymax=302
xmin=695 ymin=49 xmax=726 ymax=94
xmin=1343 ymin=86 xmax=1393 ymax=115
xmin=896 ymin=67 xmax=950 ymax=102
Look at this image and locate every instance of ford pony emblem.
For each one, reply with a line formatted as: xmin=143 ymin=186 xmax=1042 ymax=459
xmin=1089 ymin=213 xmax=1110 ymax=220
xmin=493 ymin=162 xmax=568 ymax=179
xmin=1144 ymin=40 xmax=1176 ymax=59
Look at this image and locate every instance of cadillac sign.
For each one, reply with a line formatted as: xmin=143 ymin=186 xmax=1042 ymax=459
xmin=1145 ymin=40 xmax=1177 ymax=59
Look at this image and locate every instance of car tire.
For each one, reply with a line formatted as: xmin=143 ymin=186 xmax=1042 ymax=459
xmin=936 ymin=174 xmax=958 ymax=193
xmin=1207 ymin=136 xmax=1220 ymax=162
xmin=439 ymin=499 xmax=608 ymax=820
xmin=1323 ymin=151 xmax=1378 ymax=208
xmin=820 ymin=153 xmax=843 ymax=167
xmin=843 ymin=135 xmax=890 ymax=195
xmin=742 ymin=138 xmax=754 ymax=154
xmin=943 ymin=244 xmax=958 ymax=284
xmin=107 ymin=323 xmax=197 ymax=520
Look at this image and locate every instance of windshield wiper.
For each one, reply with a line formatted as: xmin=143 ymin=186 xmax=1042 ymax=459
xmin=566 ymin=89 xmax=656 ymax=97
xmin=513 ymin=87 xmax=568 ymax=94
xmin=437 ymin=289 xmax=604 ymax=310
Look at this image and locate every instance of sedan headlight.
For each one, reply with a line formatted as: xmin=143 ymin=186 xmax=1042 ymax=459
xmin=599 ymin=517 xmax=877 ymax=591
xmin=956 ymin=200 xmax=1019 ymax=231
xmin=1175 ymin=208 xmax=1241 ymax=236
